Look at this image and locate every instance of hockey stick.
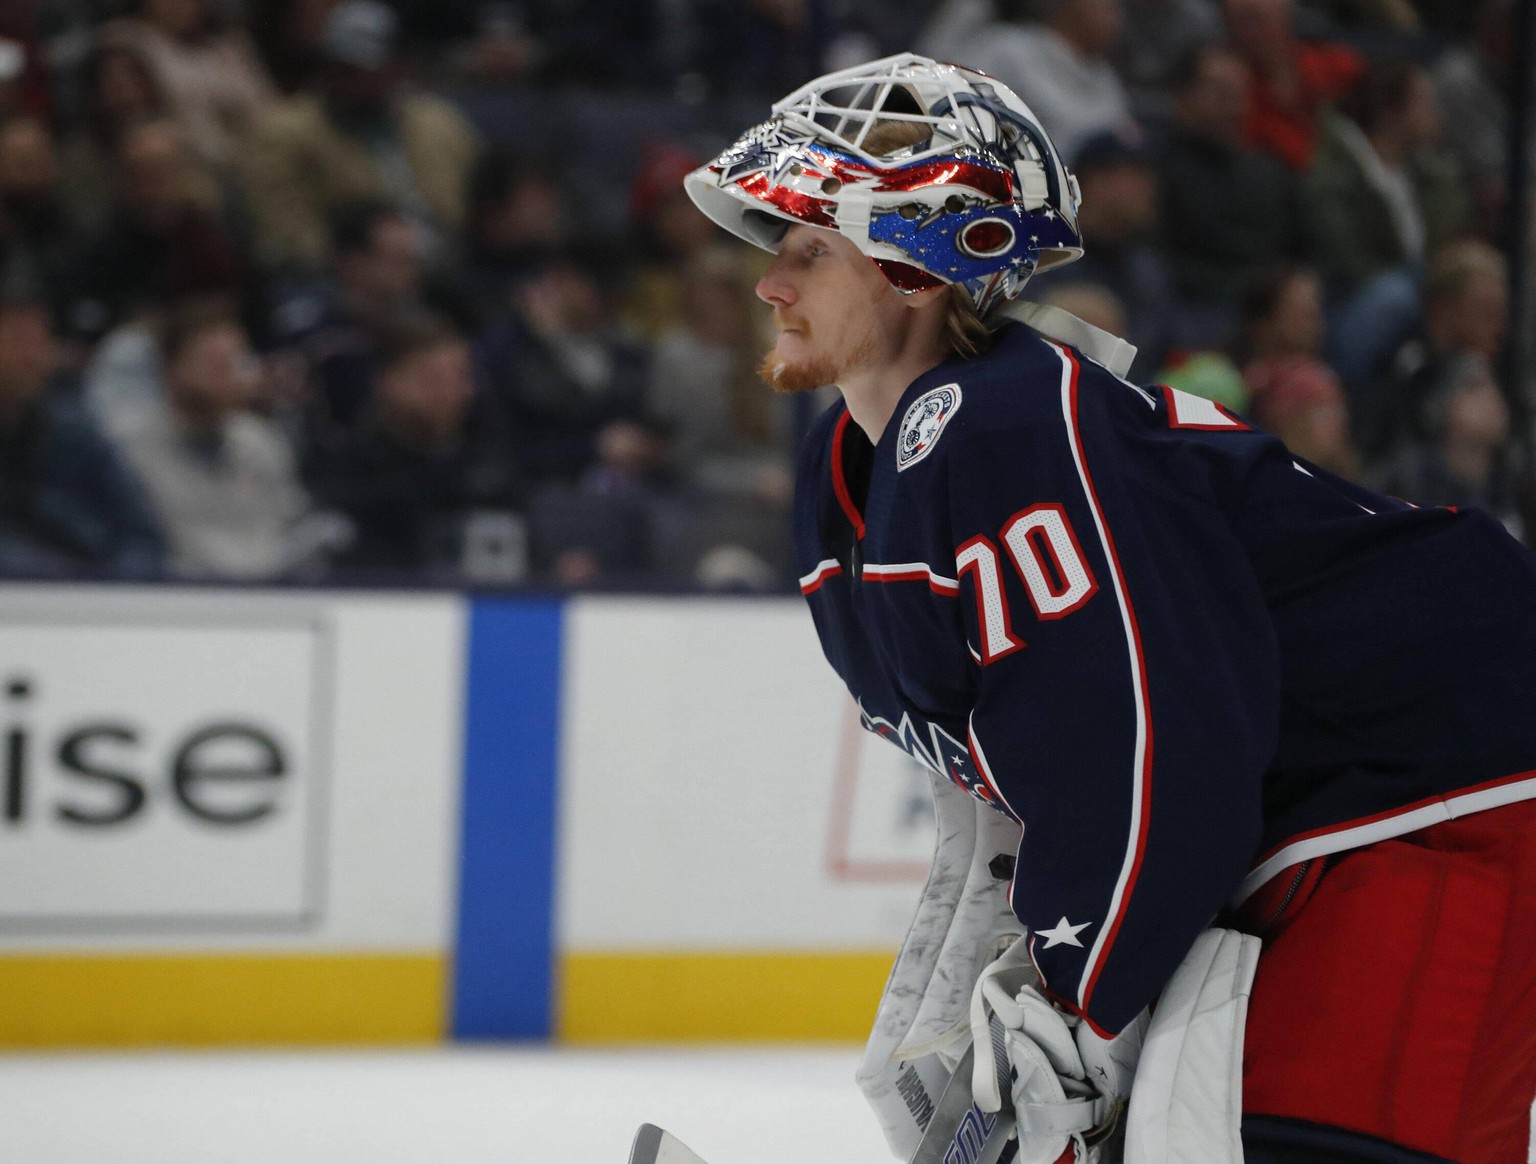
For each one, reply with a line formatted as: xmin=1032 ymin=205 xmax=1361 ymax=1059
xmin=906 ymin=1038 xmax=1017 ymax=1164
xmin=626 ymin=1042 xmax=1016 ymax=1164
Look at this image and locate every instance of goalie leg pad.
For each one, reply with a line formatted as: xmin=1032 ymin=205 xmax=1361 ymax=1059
xmin=858 ymin=772 xmax=1024 ymax=1159
xmin=1124 ymin=927 xmax=1259 ymax=1164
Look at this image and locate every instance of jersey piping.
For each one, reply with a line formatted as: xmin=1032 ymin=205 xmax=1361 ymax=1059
xmin=1048 ymin=340 xmax=1155 ymax=1016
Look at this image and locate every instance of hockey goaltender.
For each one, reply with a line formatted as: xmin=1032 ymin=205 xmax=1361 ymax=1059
xmin=679 ymin=53 xmax=1536 ymax=1164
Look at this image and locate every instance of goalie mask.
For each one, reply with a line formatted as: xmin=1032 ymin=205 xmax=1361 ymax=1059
xmin=684 ymin=53 xmax=1084 ymax=317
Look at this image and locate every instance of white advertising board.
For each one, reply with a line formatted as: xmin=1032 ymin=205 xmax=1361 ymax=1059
xmin=558 ymin=597 xmax=934 ymax=951
xmin=0 ymin=586 xmax=463 ymax=951
xmin=0 ymin=616 xmax=325 ymax=926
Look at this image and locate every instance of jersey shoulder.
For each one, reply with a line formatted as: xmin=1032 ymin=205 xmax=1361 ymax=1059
xmin=899 ymin=324 xmax=1160 ymax=478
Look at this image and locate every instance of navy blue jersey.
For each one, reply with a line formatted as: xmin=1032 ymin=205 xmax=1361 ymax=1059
xmin=794 ymin=321 xmax=1536 ymax=1038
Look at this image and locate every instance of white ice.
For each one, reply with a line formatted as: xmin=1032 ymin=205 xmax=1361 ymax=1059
xmin=1 ymin=1046 xmax=881 ymax=1163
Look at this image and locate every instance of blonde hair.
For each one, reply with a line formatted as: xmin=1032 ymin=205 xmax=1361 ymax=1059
xmin=944 ymin=284 xmax=995 ymax=359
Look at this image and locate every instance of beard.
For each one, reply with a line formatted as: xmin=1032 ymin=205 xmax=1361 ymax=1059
xmin=757 ymin=348 xmax=838 ymax=395
xmin=757 ymin=325 xmax=874 ymax=395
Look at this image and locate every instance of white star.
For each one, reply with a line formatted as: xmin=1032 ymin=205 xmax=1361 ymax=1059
xmin=1036 ymin=917 xmax=1091 ymax=948
xmin=952 ymin=755 xmax=968 ymax=767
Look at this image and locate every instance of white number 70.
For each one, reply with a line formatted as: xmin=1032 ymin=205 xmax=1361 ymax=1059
xmin=955 ymin=504 xmax=1098 ymax=664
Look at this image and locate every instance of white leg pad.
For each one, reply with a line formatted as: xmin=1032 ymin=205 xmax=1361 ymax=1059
xmin=857 ymin=771 xmax=1023 ymax=1159
xmin=1125 ymin=928 xmax=1261 ymax=1164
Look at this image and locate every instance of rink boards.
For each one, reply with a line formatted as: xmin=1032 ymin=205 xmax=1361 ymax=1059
xmin=0 ymin=587 xmax=929 ymax=1046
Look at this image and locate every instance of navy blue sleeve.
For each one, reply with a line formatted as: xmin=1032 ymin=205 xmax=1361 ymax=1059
xmin=946 ymin=349 xmax=1282 ymax=1036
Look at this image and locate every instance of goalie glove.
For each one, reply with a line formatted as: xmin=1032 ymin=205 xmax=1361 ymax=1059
xmin=967 ymin=938 xmax=1144 ymax=1164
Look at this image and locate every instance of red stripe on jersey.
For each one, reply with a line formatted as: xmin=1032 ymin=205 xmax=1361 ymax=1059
xmin=830 ymin=410 xmax=866 ymax=540
xmin=798 ymin=560 xmax=843 ymax=594
xmin=863 ymin=562 xmax=963 ymax=594
xmin=1060 ymin=346 xmax=1156 ymax=1017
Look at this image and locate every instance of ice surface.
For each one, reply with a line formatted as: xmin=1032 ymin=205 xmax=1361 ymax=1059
xmin=0 ymin=1046 xmax=880 ymax=1164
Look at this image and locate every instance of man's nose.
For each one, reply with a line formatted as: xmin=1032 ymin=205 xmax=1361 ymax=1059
xmin=756 ymin=262 xmax=796 ymax=308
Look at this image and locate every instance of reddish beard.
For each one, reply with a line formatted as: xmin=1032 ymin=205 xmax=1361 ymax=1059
xmin=757 ymin=328 xmax=875 ymax=395
xmin=757 ymin=348 xmax=839 ymax=395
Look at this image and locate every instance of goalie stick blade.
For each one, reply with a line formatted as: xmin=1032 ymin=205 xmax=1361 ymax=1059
xmin=628 ymin=1123 xmax=712 ymax=1164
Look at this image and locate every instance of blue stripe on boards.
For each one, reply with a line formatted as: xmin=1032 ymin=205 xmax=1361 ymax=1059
xmin=452 ymin=598 xmax=563 ymax=1039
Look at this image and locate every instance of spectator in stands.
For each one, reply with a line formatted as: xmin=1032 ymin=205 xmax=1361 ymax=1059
xmin=56 ymin=40 xmax=174 ymax=232
xmin=1237 ymin=263 xmax=1328 ymax=370
xmin=269 ymin=200 xmax=428 ymax=448
xmin=1433 ymin=0 xmax=1515 ymax=240
xmin=111 ymin=303 xmax=311 ymax=580
xmin=1306 ymin=57 xmax=1470 ymax=294
xmin=1158 ymin=42 xmax=1309 ymax=349
xmin=482 ymin=244 xmax=657 ymax=490
xmin=475 ymin=243 xmax=668 ymax=584
xmin=1307 ymin=57 xmax=1471 ymax=393
xmin=1246 ymin=352 xmax=1359 ymax=479
xmin=1235 ymin=264 xmax=1354 ymax=458
xmin=0 ymin=297 xmax=163 ymax=577
xmin=1371 ymin=353 xmax=1525 ymax=539
xmin=1364 ymin=239 xmax=1509 ymax=461
xmin=305 ymin=314 xmax=524 ymax=580
xmin=454 ymin=1 xmax=543 ymax=88
xmin=243 ymin=0 xmax=479 ymax=271
xmin=942 ymin=0 xmax=1136 ymax=163
xmin=623 ymin=140 xmax=736 ymax=343
xmin=1222 ymin=0 xmax=1362 ymax=170
xmin=1118 ymin=0 xmax=1223 ymax=123
xmin=0 ymin=116 xmax=74 ymax=304
xmin=102 ymin=0 xmax=276 ymax=180
xmin=55 ymin=117 xmax=244 ymax=350
xmin=457 ymin=148 xmax=568 ymax=326
xmin=646 ymin=246 xmax=795 ymax=584
xmin=648 ymin=246 xmax=783 ymax=491
xmin=1044 ymin=129 xmax=1176 ymax=378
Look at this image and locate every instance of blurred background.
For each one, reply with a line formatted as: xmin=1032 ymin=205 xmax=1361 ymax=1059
xmin=0 ymin=0 xmax=1533 ymax=1158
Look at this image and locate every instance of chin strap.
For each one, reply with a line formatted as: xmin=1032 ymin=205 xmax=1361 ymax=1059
xmin=1002 ymin=300 xmax=1139 ymax=380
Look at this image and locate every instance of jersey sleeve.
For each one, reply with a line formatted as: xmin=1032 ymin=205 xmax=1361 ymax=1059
xmin=947 ymin=351 xmax=1283 ymax=1037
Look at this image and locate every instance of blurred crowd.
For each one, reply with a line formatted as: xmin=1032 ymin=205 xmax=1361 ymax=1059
xmin=0 ymin=0 xmax=1527 ymax=590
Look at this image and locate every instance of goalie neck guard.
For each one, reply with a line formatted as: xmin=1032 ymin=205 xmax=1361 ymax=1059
xmin=684 ymin=53 xmax=1083 ymax=317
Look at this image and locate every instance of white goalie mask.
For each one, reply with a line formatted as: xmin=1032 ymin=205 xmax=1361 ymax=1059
xmin=684 ymin=53 xmax=1084 ymax=316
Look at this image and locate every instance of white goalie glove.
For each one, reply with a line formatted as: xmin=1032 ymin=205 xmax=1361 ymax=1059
xmin=967 ymin=938 xmax=1146 ymax=1164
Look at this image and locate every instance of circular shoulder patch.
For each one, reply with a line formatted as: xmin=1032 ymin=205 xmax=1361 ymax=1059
xmin=896 ymin=383 xmax=963 ymax=472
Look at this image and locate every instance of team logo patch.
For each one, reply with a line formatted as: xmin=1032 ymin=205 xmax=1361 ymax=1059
xmin=896 ymin=383 xmax=962 ymax=471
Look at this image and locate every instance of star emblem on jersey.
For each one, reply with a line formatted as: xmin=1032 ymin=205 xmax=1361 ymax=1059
xmin=896 ymin=383 xmax=963 ymax=472
xmin=1036 ymin=917 xmax=1091 ymax=948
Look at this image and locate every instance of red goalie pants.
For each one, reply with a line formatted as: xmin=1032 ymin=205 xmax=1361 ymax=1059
xmin=1237 ymin=798 xmax=1536 ymax=1164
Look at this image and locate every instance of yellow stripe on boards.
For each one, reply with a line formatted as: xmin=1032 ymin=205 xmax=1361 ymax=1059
xmin=558 ymin=951 xmax=895 ymax=1042
xmin=0 ymin=953 xmax=445 ymax=1047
